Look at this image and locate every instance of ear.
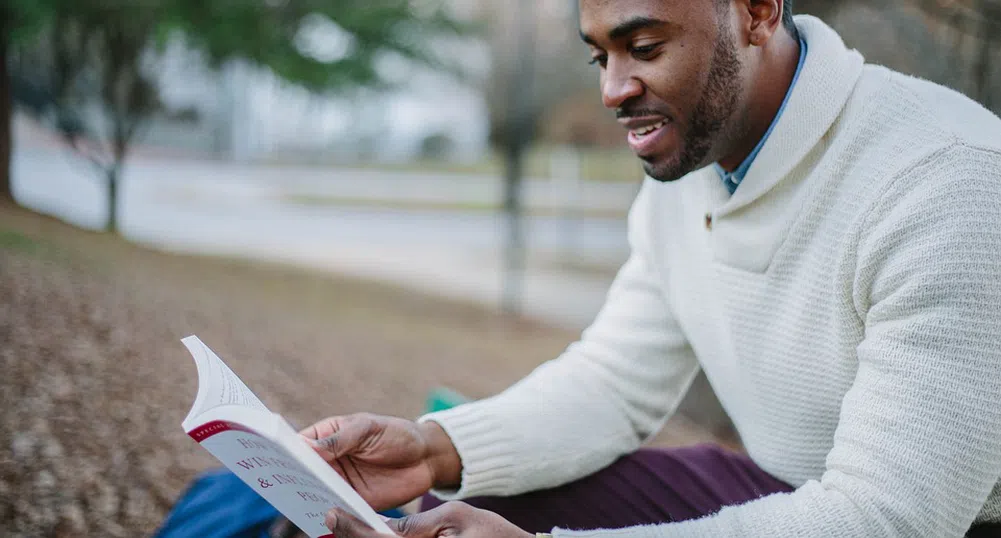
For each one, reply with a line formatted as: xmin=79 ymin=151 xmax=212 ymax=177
xmin=736 ymin=0 xmax=783 ymax=46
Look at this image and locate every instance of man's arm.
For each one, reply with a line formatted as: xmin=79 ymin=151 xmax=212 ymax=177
xmin=555 ymin=148 xmax=1001 ymax=537
xmin=420 ymin=179 xmax=701 ymax=500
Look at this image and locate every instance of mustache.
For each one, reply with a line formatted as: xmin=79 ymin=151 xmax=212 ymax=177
xmin=615 ymin=104 xmax=670 ymax=120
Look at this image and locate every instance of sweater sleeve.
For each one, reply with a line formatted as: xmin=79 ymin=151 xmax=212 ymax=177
xmin=418 ymin=179 xmax=701 ymax=500
xmin=554 ymin=147 xmax=1001 ymax=538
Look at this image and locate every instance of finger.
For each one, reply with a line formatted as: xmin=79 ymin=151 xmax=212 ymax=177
xmin=300 ymin=415 xmax=372 ymax=460
xmin=387 ymin=508 xmax=453 ymax=538
xmin=326 ymin=508 xmax=384 ymax=538
xmin=299 ymin=416 xmax=347 ymax=440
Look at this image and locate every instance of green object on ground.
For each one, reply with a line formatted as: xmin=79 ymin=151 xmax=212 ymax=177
xmin=425 ymin=387 xmax=469 ymax=413
xmin=0 ymin=229 xmax=40 ymax=254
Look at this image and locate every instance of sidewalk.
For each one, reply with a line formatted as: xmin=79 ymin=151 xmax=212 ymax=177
xmin=266 ymin=243 xmax=622 ymax=331
xmin=13 ymin=113 xmax=642 ymax=218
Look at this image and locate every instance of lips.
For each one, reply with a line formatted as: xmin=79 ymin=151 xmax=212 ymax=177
xmin=621 ymin=116 xmax=673 ymax=155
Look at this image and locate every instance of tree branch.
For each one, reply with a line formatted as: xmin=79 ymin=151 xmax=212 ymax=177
xmin=60 ymin=131 xmax=113 ymax=176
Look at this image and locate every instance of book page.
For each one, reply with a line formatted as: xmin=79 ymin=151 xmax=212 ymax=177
xmin=189 ymin=417 xmax=393 ymax=537
xmin=182 ymin=336 xmax=268 ymax=426
xmin=180 ymin=339 xmax=393 ymax=535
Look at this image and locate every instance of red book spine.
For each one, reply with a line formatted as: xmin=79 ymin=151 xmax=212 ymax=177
xmin=187 ymin=420 xmax=256 ymax=442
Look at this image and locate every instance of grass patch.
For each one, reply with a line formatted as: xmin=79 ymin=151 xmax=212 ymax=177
xmin=0 ymin=229 xmax=41 ymax=254
xmin=0 ymin=228 xmax=68 ymax=263
xmin=278 ymin=194 xmax=628 ymax=219
xmin=282 ymin=194 xmax=498 ymax=213
xmin=265 ymin=146 xmax=646 ymax=183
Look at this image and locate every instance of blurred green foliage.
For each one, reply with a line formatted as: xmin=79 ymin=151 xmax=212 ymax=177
xmin=2 ymin=0 xmax=466 ymax=231
xmin=161 ymin=0 xmax=466 ymax=91
xmin=7 ymin=0 xmax=465 ymax=92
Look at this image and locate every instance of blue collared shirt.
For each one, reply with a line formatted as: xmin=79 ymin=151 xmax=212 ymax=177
xmin=716 ymin=37 xmax=808 ymax=195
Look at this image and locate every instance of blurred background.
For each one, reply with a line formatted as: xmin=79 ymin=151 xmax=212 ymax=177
xmin=1 ymin=0 xmax=999 ymax=535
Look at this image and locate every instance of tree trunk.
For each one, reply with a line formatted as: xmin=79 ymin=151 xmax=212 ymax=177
xmin=498 ymin=0 xmax=537 ymax=315
xmin=500 ymin=143 xmax=525 ymax=314
xmin=106 ymin=167 xmax=119 ymax=234
xmin=973 ymin=1 xmax=997 ymax=111
xmin=0 ymin=14 xmax=13 ymax=204
xmin=107 ymin=116 xmax=132 ymax=235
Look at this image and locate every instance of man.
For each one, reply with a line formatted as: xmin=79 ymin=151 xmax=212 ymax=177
xmin=303 ymin=1 xmax=1001 ymax=536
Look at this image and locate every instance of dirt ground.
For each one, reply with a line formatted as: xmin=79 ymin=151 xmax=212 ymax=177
xmin=0 ymin=202 xmax=720 ymax=537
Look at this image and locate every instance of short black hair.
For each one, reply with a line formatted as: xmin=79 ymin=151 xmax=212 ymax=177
xmin=783 ymin=0 xmax=798 ymax=37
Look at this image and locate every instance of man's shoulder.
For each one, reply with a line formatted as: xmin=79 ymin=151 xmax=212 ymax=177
xmin=852 ymin=64 xmax=1001 ymax=155
xmin=820 ymin=64 xmax=1001 ymax=211
xmin=844 ymin=68 xmax=1001 ymax=234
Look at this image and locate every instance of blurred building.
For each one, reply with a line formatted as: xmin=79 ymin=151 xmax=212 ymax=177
xmin=148 ymin=5 xmax=493 ymax=164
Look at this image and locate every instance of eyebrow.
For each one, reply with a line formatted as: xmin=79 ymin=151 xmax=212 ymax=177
xmin=579 ymin=16 xmax=670 ymax=45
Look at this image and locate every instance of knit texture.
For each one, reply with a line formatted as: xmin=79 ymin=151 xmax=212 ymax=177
xmin=422 ymin=16 xmax=1001 ymax=537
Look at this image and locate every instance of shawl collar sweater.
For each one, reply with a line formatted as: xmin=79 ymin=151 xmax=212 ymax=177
xmin=423 ymin=16 xmax=1001 ymax=537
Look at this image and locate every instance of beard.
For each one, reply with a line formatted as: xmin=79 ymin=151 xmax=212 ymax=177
xmin=644 ymin=19 xmax=743 ymax=182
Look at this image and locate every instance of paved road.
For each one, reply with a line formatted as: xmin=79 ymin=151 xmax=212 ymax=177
xmin=11 ymin=147 xmax=633 ymax=329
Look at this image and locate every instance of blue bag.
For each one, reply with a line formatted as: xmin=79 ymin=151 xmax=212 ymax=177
xmin=154 ymin=468 xmax=407 ymax=537
xmin=153 ymin=468 xmax=280 ymax=538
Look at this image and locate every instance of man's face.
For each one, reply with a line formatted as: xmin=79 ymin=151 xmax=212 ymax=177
xmin=580 ymin=0 xmax=745 ymax=182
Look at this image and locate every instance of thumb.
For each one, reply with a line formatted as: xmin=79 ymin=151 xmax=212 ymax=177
xmin=386 ymin=512 xmax=444 ymax=538
xmin=305 ymin=415 xmax=373 ymax=461
xmin=326 ymin=508 xmax=383 ymax=538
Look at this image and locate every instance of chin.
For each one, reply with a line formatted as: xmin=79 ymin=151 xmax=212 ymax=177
xmin=640 ymin=154 xmax=689 ymax=183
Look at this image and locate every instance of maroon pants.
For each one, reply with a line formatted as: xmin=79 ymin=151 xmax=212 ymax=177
xmin=422 ymin=444 xmax=1001 ymax=536
xmin=421 ymin=444 xmax=792 ymax=533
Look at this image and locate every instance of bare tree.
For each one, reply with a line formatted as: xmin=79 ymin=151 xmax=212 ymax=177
xmin=484 ymin=0 xmax=591 ymax=314
xmin=496 ymin=0 xmax=538 ymax=314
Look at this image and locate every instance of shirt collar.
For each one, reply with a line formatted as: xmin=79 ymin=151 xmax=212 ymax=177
xmin=716 ymin=36 xmax=808 ymax=195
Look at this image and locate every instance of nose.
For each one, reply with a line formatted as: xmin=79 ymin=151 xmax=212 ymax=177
xmin=601 ymin=60 xmax=644 ymax=109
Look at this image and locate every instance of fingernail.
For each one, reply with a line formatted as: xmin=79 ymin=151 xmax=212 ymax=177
xmin=317 ymin=434 xmax=338 ymax=451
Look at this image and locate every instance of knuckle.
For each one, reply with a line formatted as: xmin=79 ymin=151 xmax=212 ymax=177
xmin=353 ymin=413 xmax=381 ymax=434
xmin=440 ymin=501 xmax=468 ymax=518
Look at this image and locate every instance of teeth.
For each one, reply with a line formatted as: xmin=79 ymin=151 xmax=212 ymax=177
xmin=631 ymin=120 xmax=667 ymax=137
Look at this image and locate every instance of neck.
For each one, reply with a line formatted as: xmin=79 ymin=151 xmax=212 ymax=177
xmin=717 ymin=30 xmax=801 ymax=172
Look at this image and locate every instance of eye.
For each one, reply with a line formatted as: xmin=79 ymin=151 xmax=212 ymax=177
xmin=588 ymin=54 xmax=607 ymax=68
xmin=630 ymin=43 xmax=661 ymax=60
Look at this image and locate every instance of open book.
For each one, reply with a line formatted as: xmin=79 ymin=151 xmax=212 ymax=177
xmin=181 ymin=335 xmax=394 ymax=537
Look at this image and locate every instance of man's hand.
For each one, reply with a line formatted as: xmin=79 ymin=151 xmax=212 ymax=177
xmin=300 ymin=413 xmax=462 ymax=511
xmin=326 ymin=502 xmax=534 ymax=538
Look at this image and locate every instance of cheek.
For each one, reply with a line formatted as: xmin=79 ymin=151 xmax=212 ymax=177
xmin=641 ymin=48 xmax=705 ymax=112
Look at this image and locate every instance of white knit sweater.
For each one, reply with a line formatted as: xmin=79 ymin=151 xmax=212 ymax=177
xmin=422 ymin=16 xmax=1001 ymax=537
